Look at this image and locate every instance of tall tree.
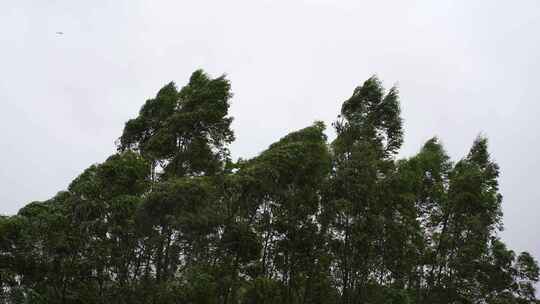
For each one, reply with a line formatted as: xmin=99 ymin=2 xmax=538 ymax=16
xmin=325 ymin=76 xmax=404 ymax=303
xmin=1 ymin=71 xmax=537 ymax=304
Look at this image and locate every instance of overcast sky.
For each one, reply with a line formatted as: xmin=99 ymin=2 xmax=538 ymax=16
xmin=1 ymin=0 xmax=539 ymax=263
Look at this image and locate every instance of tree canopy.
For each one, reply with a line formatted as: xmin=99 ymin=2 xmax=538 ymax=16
xmin=1 ymin=70 xmax=537 ymax=304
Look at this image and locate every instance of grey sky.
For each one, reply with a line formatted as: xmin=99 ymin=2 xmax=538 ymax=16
xmin=1 ymin=0 xmax=539 ymax=265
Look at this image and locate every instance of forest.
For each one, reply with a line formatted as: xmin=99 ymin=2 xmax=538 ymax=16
xmin=0 ymin=70 xmax=538 ymax=303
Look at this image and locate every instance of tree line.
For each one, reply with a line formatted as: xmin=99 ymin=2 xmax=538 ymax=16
xmin=1 ymin=70 xmax=538 ymax=303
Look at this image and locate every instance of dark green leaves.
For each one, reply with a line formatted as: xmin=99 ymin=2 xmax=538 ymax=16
xmin=335 ymin=76 xmax=403 ymax=157
xmin=2 ymin=71 xmax=536 ymax=304
xmin=119 ymin=70 xmax=234 ymax=179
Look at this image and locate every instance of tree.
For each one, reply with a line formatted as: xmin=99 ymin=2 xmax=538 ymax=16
xmin=324 ymin=76 xmax=405 ymax=303
xmin=1 ymin=70 xmax=537 ymax=304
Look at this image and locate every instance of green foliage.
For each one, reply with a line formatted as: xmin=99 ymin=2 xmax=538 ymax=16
xmin=119 ymin=70 xmax=234 ymax=179
xmin=1 ymin=70 xmax=537 ymax=304
xmin=242 ymin=277 xmax=284 ymax=304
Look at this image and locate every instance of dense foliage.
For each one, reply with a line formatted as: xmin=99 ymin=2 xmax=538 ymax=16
xmin=1 ymin=70 xmax=538 ymax=303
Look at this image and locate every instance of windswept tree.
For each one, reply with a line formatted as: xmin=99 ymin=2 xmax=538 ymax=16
xmin=119 ymin=70 xmax=235 ymax=179
xmin=323 ymin=76 xmax=405 ymax=303
xmin=0 ymin=70 xmax=537 ymax=304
